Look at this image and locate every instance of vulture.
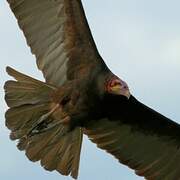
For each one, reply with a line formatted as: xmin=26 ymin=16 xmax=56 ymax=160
xmin=4 ymin=0 xmax=180 ymax=179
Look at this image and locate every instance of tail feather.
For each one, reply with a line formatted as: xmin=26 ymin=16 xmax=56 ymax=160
xmin=5 ymin=66 xmax=55 ymax=108
xmin=5 ymin=104 xmax=49 ymax=140
xmin=4 ymin=67 xmax=83 ymax=179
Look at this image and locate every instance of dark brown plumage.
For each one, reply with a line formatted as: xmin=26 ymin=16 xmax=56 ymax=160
xmin=4 ymin=0 xmax=180 ymax=179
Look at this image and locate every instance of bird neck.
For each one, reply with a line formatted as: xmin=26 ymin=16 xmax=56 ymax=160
xmin=92 ymin=71 xmax=114 ymax=98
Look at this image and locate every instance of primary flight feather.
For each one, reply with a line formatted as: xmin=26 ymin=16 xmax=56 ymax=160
xmin=4 ymin=0 xmax=180 ymax=179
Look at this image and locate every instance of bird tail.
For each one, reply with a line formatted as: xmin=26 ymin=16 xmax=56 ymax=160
xmin=4 ymin=66 xmax=83 ymax=179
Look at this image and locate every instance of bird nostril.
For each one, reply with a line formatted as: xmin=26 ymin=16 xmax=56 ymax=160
xmin=124 ymin=85 xmax=128 ymax=89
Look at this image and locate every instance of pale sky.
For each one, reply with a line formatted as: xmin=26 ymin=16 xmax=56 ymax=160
xmin=1 ymin=0 xmax=180 ymax=180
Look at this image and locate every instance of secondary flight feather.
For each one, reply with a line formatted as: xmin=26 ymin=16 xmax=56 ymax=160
xmin=4 ymin=0 xmax=180 ymax=179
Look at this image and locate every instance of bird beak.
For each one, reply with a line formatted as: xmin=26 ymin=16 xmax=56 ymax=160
xmin=111 ymin=85 xmax=131 ymax=99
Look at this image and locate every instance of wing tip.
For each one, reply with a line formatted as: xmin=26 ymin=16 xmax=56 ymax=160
xmin=6 ymin=66 xmax=17 ymax=77
xmin=6 ymin=66 xmax=12 ymax=73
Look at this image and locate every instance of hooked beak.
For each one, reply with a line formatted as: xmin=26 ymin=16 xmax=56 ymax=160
xmin=111 ymin=85 xmax=131 ymax=99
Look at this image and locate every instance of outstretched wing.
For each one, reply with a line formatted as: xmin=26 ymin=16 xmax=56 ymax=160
xmin=7 ymin=0 xmax=105 ymax=86
xmin=84 ymin=96 xmax=180 ymax=180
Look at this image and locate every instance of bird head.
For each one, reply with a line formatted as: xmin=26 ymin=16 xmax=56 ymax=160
xmin=105 ymin=75 xmax=130 ymax=99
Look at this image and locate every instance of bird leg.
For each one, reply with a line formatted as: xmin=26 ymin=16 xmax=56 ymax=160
xmin=58 ymin=116 xmax=71 ymax=125
xmin=30 ymin=116 xmax=70 ymax=136
xmin=28 ymin=103 xmax=71 ymax=136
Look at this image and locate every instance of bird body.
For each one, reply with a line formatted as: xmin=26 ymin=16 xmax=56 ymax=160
xmin=4 ymin=0 xmax=180 ymax=179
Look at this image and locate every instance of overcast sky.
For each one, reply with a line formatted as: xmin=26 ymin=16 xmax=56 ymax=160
xmin=1 ymin=0 xmax=180 ymax=180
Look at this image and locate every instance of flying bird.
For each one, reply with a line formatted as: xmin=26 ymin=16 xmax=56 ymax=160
xmin=4 ymin=0 xmax=180 ymax=179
